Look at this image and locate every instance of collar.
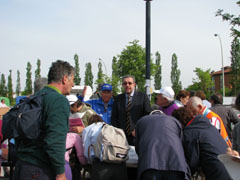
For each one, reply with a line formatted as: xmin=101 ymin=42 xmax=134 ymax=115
xmin=46 ymin=85 xmax=62 ymax=94
xmin=125 ymin=90 xmax=135 ymax=98
xmin=200 ymin=106 xmax=210 ymax=116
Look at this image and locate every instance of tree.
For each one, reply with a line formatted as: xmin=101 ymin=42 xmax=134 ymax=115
xmin=230 ymin=37 xmax=240 ymax=95
xmin=0 ymin=74 xmax=7 ymax=97
xmin=170 ymin=53 xmax=182 ymax=94
xmin=95 ymin=61 xmax=104 ymax=87
xmin=7 ymin=70 xmax=13 ymax=105
xmin=84 ymin=62 xmax=93 ymax=89
xmin=111 ymin=56 xmax=120 ymax=95
xmin=216 ymin=1 xmax=240 ymax=38
xmin=74 ymin=54 xmax=81 ymax=85
xmin=35 ymin=59 xmax=41 ymax=80
xmin=154 ymin=51 xmax=162 ymax=90
xmin=187 ymin=68 xmax=214 ymax=98
xmin=115 ymin=40 xmax=155 ymax=92
xmin=16 ymin=70 xmax=21 ymax=96
xmin=24 ymin=62 xmax=33 ymax=95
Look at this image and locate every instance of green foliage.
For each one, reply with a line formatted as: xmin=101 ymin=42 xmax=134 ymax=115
xmin=74 ymin=54 xmax=81 ymax=85
xmin=7 ymin=70 xmax=14 ymax=105
xmin=189 ymin=67 xmax=214 ymax=98
xmin=84 ymin=62 xmax=93 ymax=89
xmin=216 ymin=1 xmax=240 ymax=38
xmin=170 ymin=53 xmax=182 ymax=94
xmin=114 ymin=40 xmax=155 ymax=92
xmin=230 ymin=37 xmax=240 ymax=95
xmin=111 ymin=56 xmax=120 ymax=95
xmin=0 ymin=74 xmax=7 ymax=97
xmin=95 ymin=61 xmax=104 ymax=87
xmin=35 ymin=59 xmax=41 ymax=80
xmin=154 ymin=51 xmax=162 ymax=90
xmin=16 ymin=70 xmax=21 ymax=96
xmin=23 ymin=62 xmax=33 ymax=95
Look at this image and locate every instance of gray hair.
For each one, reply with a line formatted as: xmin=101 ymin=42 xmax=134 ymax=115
xmin=188 ymin=96 xmax=203 ymax=108
xmin=48 ymin=60 xmax=74 ymax=84
xmin=122 ymin=75 xmax=136 ymax=84
xmin=34 ymin=77 xmax=48 ymax=93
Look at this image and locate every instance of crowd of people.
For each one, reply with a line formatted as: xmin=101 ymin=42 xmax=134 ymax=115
xmin=0 ymin=60 xmax=240 ymax=180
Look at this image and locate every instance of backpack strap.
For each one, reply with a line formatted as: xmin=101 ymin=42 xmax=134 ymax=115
xmin=66 ymin=146 xmax=73 ymax=152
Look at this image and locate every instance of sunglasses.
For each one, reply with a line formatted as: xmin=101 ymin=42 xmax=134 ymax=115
xmin=123 ymin=82 xmax=133 ymax=85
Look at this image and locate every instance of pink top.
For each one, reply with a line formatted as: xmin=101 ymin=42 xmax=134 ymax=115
xmin=65 ymin=132 xmax=87 ymax=165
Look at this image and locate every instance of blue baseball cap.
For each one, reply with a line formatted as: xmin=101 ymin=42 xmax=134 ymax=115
xmin=101 ymin=84 xmax=112 ymax=91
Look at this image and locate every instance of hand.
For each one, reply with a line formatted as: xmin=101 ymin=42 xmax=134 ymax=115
xmin=82 ymin=86 xmax=87 ymax=98
xmin=71 ymin=126 xmax=84 ymax=134
xmin=56 ymin=173 xmax=66 ymax=180
xmin=132 ymin=129 xmax=136 ymax=137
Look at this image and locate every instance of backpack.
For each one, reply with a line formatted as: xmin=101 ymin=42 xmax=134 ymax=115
xmin=92 ymin=123 xmax=130 ymax=163
xmin=66 ymin=146 xmax=82 ymax=180
xmin=2 ymin=93 xmax=47 ymax=141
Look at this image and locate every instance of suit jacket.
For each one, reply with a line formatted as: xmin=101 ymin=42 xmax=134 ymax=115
xmin=111 ymin=91 xmax=151 ymax=130
xmin=135 ymin=113 xmax=191 ymax=180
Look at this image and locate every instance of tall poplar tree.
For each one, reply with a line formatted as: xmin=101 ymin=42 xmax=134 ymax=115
xmin=84 ymin=62 xmax=93 ymax=89
xmin=230 ymin=37 xmax=240 ymax=95
xmin=16 ymin=70 xmax=21 ymax=96
xmin=74 ymin=54 xmax=81 ymax=85
xmin=170 ymin=53 xmax=182 ymax=94
xmin=35 ymin=59 xmax=41 ymax=80
xmin=95 ymin=61 xmax=104 ymax=87
xmin=7 ymin=70 xmax=13 ymax=105
xmin=111 ymin=56 xmax=120 ymax=95
xmin=154 ymin=51 xmax=162 ymax=90
xmin=24 ymin=62 xmax=33 ymax=95
xmin=0 ymin=74 xmax=7 ymax=97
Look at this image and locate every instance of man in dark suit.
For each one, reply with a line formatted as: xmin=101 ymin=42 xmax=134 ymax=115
xmin=135 ymin=111 xmax=191 ymax=180
xmin=111 ymin=75 xmax=151 ymax=146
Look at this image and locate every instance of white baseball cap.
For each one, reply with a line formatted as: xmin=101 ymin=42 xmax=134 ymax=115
xmin=154 ymin=86 xmax=175 ymax=99
xmin=66 ymin=95 xmax=78 ymax=105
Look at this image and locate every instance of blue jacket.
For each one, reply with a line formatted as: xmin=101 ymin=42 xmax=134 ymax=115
xmin=85 ymin=98 xmax=113 ymax=124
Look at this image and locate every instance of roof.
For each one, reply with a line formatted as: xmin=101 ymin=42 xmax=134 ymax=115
xmin=211 ymin=66 xmax=231 ymax=76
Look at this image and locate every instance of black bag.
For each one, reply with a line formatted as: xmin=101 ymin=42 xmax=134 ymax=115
xmin=66 ymin=146 xmax=82 ymax=180
xmin=2 ymin=93 xmax=47 ymax=141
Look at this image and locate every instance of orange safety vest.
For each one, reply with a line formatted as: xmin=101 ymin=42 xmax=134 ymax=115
xmin=201 ymin=106 xmax=232 ymax=147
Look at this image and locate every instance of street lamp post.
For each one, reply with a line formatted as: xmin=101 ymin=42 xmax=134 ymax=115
xmin=99 ymin=58 xmax=108 ymax=75
xmin=144 ymin=0 xmax=152 ymax=99
xmin=214 ymin=34 xmax=225 ymax=97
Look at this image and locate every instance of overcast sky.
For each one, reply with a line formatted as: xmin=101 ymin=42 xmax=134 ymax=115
xmin=0 ymin=0 xmax=239 ymax=91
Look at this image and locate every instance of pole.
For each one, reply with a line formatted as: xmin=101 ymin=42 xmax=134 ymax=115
xmin=145 ymin=0 xmax=152 ymax=99
xmin=99 ymin=58 xmax=108 ymax=75
xmin=214 ymin=34 xmax=225 ymax=97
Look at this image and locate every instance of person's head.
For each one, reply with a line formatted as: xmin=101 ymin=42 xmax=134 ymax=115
xmin=172 ymin=107 xmax=194 ymax=128
xmin=100 ymin=84 xmax=113 ymax=103
xmin=34 ymin=77 xmax=48 ymax=93
xmin=195 ymin=90 xmax=206 ymax=100
xmin=210 ymin=93 xmax=223 ymax=105
xmin=88 ymin=114 xmax=103 ymax=125
xmin=122 ymin=75 xmax=136 ymax=95
xmin=235 ymin=93 xmax=240 ymax=111
xmin=66 ymin=95 xmax=79 ymax=113
xmin=154 ymin=86 xmax=175 ymax=107
xmin=1 ymin=99 xmax=5 ymax=104
xmin=176 ymin=90 xmax=190 ymax=106
xmin=48 ymin=60 xmax=75 ymax=95
xmin=187 ymin=96 xmax=204 ymax=116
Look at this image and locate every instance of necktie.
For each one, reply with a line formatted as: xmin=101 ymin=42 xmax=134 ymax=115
xmin=125 ymin=95 xmax=132 ymax=135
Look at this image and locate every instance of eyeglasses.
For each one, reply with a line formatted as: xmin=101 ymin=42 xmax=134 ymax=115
xmin=123 ymin=82 xmax=133 ymax=85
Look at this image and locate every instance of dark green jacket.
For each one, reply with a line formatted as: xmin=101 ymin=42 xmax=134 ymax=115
xmin=16 ymin=86 xmax=70 ymax=175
